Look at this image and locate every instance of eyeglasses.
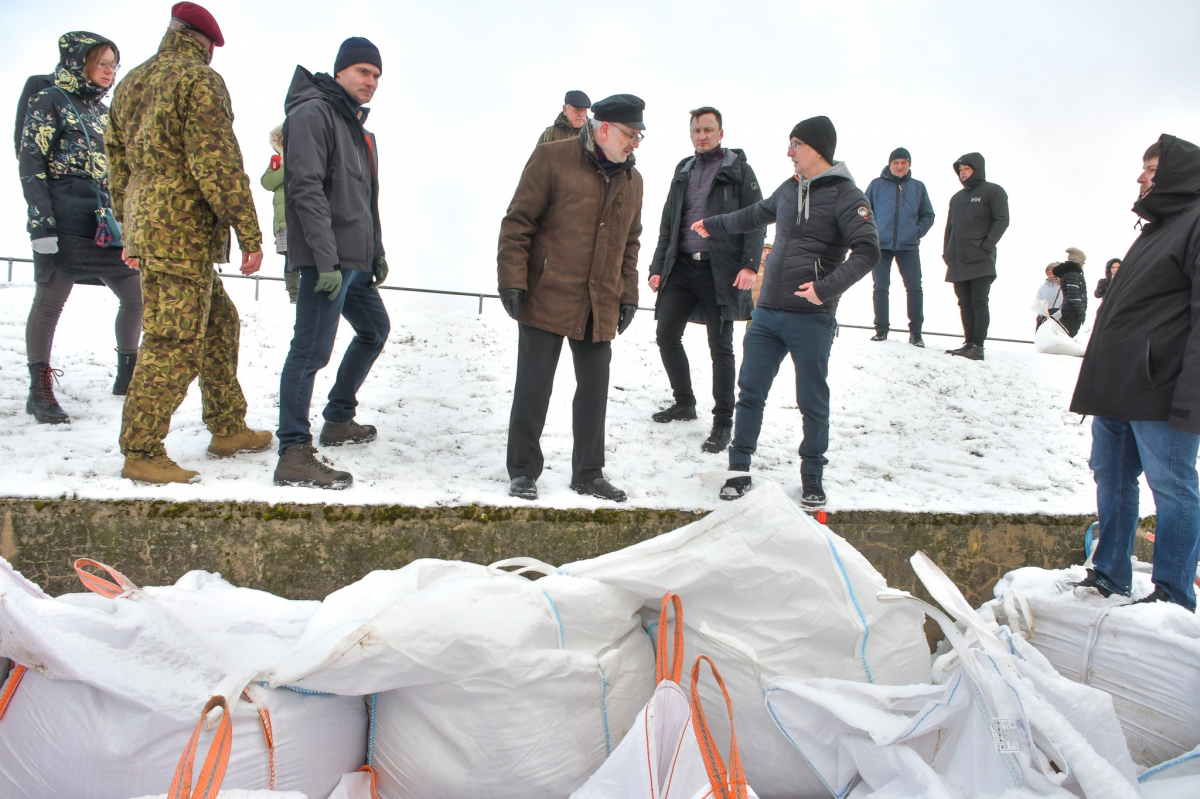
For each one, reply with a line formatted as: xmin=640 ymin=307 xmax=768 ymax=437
xmin=609 ymin=123 xmax=645 ymax=143
xmin=97 ymin=62 xmax=121 ymax=73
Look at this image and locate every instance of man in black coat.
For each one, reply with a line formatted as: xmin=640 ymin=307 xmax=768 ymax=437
xmin=647 ymin=107 xmax=764 ymax=453
xmin=942 ymin=152 xmax=1009 ymax=360
xmin=693 ymin=116 xmax=879 ymax=508
xmin=1070 ymin=135 xmax=1200 ymax=612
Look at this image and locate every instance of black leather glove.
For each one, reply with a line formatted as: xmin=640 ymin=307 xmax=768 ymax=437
xmin=370 ymin=256 xmax=389 ymax=291
xmin=499 ymin=288 xmax=524 ymax=320
xmin=617 ymin=303 xmax=637 ymax=334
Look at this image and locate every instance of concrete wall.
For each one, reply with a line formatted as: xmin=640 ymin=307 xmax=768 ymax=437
xmin=0 ymin=499 xmax=1155 ymax=609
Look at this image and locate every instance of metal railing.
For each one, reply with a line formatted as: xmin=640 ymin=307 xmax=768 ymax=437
xmin=2 ymin=255 xmax=1035 ymax=344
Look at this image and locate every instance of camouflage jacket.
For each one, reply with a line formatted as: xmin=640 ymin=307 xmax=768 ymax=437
xmin=107 ymin=29 xmax=261 ymax=263
xmin=18 ymin=31 xmax=115 ymax=239
xmin=536 ymin=112 xmax=578 ymax=148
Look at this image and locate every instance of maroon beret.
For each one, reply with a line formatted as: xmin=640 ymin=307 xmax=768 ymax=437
xmin=171 ymin=2 xmax=224 ymax=47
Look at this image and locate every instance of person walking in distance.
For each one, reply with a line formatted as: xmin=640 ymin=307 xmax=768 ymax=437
xmin=1070 ymin=135 xmax=1200 ymax=612
xmin=260 ymin=124 xmax=298 ymax=303
xmin=865 ymin=147 xmax=934 ymax=347
xmin=536 ymin=90 xmax=590 ymax=148
xmin=693 ymin=116 xmax=880 ymax=508
xmin=107 ymin=3 xmax=271 ymax=484
xmin=942 ymin=152 xmax=1009 ymax=360
xmin=19 ymin=31 xmax=143 ymax=425
xmin=499 ymin=95 xmax=646 ymax=503
xmin=274 ymin=38 xmax=391 ymax=489
xmin=647 ymin=107 xmax=764 ymax=454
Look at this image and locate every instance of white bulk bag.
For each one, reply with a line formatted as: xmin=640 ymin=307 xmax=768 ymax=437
xmin=760 ymin=553 xmax=1140 ymax=799
xmin=1034 ymin=317 xmax=1085 ymax=357
xmin=986 ymin=564 xmax=1200 ymax=767
xmin=561 ymin=480 xmax=930 ymax=798
xmin=0 ymin=559 xmax=367 ymax=799
xmin=573 ymin=594 xmax=760 ymax=799
xmin=1139 ymin=745 xmax=1200 ymax=799
xmin=266 ymin=558 xmax=655 ymax=799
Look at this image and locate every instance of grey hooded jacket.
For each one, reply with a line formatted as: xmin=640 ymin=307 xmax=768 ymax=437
xmin=282 ymin=67 xmax=382 ymax=273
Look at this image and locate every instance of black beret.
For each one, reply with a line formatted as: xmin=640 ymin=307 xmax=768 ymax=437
xmin=592 ymin=94 xmax=646 ymax=130
xmin=564 ymin=90 xmax=591 ymax=108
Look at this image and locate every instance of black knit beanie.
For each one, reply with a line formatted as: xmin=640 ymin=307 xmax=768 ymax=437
xmin=335 ymin=37 xmax=382 ymax=75
xmin=889 ymin=147 xmax=911 ymax=162
xmin=789 ymin=116 xmax=837 ymax=164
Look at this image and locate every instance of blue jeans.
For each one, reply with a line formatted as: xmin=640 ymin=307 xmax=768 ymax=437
xmin=730 ymin=307 xmax=836 ymax=475
xmin=872 ymin=249 xmax=923 ymax=335
xmin=1090 ymin=416 xmax=1200 ymax=610
xmin=277 ymin=268 xmax=391 ymax=453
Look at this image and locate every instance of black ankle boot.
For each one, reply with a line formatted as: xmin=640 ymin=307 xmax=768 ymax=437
xmin=27 ymin=362 xmax=69 ymax=424
xmin=113 ymin=351 xmax=137 ymax=396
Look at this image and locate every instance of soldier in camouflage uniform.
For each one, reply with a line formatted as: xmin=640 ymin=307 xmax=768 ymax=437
xmin=107 ymin=4 xmax=272 ymax=484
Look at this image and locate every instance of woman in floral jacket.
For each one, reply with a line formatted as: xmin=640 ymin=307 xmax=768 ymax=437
xmin=18 ymin=31 xmax=142 ymax=424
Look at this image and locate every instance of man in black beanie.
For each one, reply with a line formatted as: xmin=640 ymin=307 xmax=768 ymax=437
xmin=864 ymin=147 xmax=935 ymax=346
xmin=537 ymin=90 xmax=591 ymax=148
xmin=692 ymin=115 xmax=880 ymax=508
xmin=273 ymin=37 xmax=390 ymax=489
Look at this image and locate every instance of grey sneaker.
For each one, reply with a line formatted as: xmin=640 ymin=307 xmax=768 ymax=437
xmin=319 ymin=419 xmax=378 ymax=446
xmin=274 ymin=444 xmax=353 ymax=489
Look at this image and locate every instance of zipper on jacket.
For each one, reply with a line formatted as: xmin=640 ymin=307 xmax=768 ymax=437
xmin=541 ymin=258 xmax=548 ymax=273
xmin=892 ymin=182 xmax=901 ymax=250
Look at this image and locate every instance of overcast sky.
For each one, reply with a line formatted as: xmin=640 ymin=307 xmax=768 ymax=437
xmin=3 ymin=0 xmax=1199 ymax=340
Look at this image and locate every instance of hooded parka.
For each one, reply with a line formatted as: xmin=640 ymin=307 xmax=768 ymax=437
xmin=648 ymin=148 xmax=764 ymax=322
xmin=942 ymin=153 xmax=1009 ymax=282
xmin=1071 ymin=135 xmax=1200 ymax=433
xmin=497 ymin=122 xmax=643 ymax=342
xmin=282 ymin=67 xmax=382 ymax=274
xmin=703 ymin=162 xmax=880 ymax=315
xmin=107 ymin=28 xmax=261 ymax=263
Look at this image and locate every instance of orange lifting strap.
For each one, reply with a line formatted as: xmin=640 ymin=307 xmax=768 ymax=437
xmin=691 ymin=655 xmax=751 ymax=799
xmin=656 ymin=592 xmax=685 ymax=686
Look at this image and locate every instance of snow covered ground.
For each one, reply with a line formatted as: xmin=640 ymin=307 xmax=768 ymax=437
xmin=0 ymin=274 xmax=1137 ymax=514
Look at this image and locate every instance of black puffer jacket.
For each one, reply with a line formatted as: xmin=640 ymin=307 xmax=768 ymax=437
xmin=283 ymin=67 xmax=382 ymax=273
xmin=942 ymin=152 xmax=1010 ymax=282
xmin=703 ymin=162 xmax=879 ymax=314
xmin=1071 ymin=134 xmax=1200 ymax=433
xmin=649 ymin=148 xmax=764 ymax=322
xmin=1053 ymin=260 xmax=1087 ymax=334
xmin=18 ymin=32 xmax=117 ymax=240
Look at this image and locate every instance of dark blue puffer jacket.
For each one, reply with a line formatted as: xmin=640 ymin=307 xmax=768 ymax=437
xmin=864 ymin=167 xmax=935 ymax=251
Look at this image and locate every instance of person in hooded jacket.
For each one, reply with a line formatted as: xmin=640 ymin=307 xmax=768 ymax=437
xmin=260 ymin=123 xmax=298 ymax=303
xmin=647 ymin=107 xmax=764 ymax=454
xmin=1070 ymin=135 xmax=1200 ymax=612
xmin=942 ymin=152 xmax=1009 ymax=360
xmin=14 ymin=74 xmax=54 ymax=160
xmin=1054 ymin=247 xmax=1087 ymax=337
xmin=18 ymin=32 xmax=143 ymax=425
xmin=274 ymin=38 xmax=390 ymax=490
xmin=692 ymin=116 xmax=880 ymax=508
xmin=1094 ymin=258 xmax=1121 ymax=299
xmin=864 ymin=147 xmax=935 ymax=346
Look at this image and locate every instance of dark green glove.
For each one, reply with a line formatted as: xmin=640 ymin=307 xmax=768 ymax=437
xmin=314 ymin=269 xmax=343 ymax=301
xmin=371 ymin=256 xmax=389 ymax=291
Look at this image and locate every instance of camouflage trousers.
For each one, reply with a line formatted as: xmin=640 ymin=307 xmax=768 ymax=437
xmin=119 ymin=258 xmax=248 ymax=459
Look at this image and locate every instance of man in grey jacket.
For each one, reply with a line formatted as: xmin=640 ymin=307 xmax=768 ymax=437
xmin=274 ymin=37 xmax=391 ymax=489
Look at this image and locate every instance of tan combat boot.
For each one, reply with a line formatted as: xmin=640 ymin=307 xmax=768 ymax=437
xmin=122 ymin=455 xmax=200 ymax=484
xmin=208 ymin=428 xmax=273 ymax=458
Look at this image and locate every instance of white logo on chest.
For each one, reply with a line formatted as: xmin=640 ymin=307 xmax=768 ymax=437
xmin=970 ymin=197 xmax=982 ymax=203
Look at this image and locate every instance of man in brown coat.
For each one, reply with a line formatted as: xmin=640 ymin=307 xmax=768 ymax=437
xmin=499 ymin=94 xmax=645 ymax=502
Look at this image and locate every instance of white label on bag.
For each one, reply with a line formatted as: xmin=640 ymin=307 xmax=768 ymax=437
xmin=991 ymin=718 xmax=1022 ymax=753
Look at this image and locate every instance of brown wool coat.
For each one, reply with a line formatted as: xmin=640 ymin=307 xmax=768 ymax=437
xmin=497 ymin=129 xmax=642 ymax=342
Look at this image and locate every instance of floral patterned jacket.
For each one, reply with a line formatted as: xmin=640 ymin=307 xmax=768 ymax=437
xmin=18 ymin=31 xmax=116 ymax=240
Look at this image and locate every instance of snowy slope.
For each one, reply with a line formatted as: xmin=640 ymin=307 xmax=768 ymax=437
xmin=0 ymin=276 xmax=1128 ymax=513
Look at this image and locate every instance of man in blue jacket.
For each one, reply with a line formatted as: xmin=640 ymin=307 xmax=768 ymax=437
xmin=864 ymin=148 xmax=934 ymax=347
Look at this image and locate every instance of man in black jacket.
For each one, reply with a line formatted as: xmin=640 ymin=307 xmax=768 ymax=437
xmin=1070 ymin=135 xmax=1200 ymax=612
xmin=693 ymin=116 xmax=879 ymax=507
xmin=274 ymin=37 xmax=391 ymax=489
xmin=647 ymin=107 xmax=764 ymax=453
xmin=942 ymin=152 xmax=1009 ymax=360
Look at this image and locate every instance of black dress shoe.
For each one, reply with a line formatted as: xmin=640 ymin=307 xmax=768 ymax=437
xmin=945 ymin=343 xmax=971 ymax=355
xmin=909 ymin=333 xmax=925 ymax=348
xmin=870 ymin=332 xmax=888 ymax=342
xmin=570 ymin=477 xmax=627 ymax=502
xmin=701 ymin=423 xmax=732 ymax=453
xmin=652 ymin=404 xmax=698 ymax=423
xmin=509 ymin=475 xmax=537 ymax=500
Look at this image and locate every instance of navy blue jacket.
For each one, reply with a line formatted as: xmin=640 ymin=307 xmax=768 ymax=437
xmin=865 ymin=167 xmax=935 ymax=251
